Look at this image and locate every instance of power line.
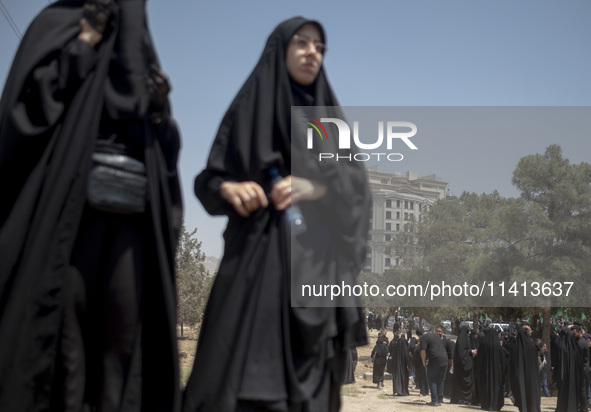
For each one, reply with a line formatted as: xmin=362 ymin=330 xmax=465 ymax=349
xmin=0 ymin=0 xmax=23 ymax=40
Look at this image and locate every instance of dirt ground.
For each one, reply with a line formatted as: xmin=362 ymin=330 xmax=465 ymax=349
xmin=177 ymin=327 xmax=558 ymax=412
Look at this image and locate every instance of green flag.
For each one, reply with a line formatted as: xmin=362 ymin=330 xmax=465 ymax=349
xmin=582 ymin=313 xmax=587 ymax=320
xmin=467 ymin=312 xmax=471 ymax=318
xmin=479 ymin=314 xmax=483 ymax=322
xmin=557 ymin=309 xmax=563 ymax=317
xmin=500 ymin=315 xmax=502 ymax=321
xmin=565 ymin=313 xmax=569 ymax=322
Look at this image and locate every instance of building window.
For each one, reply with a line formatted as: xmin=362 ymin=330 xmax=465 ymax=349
xmin=396 ymin=200 xmax=400 ymax=208
xmin=396 ymin=258 xmax=400 ymax=266
xmin=365 ymin=257 xmax=371 ymax=266
xmin=404 ymin=212 xmax=408 ymax=220
xmin=410 ymin=201 xmax=414 ymax=209
xmin=385 ymin=235 xmax=391 ymax=241
xmin=381 ymin=179 xmax=389 ymax=184
xmin=404 ymin=201 xmax=409 ymax=209
xmin=386 ymin=211 xmax=391 ymax=219
xmin=396 ymin=224 xmax=400 ymax=231
xmin=396 ymin=212 xmax=400 ymax=219
xmin=386 ymin=199 xmax=392 ymax=208
xmin=385 ymin=258 xmax=391 ymax=266
xmin=385 ymin=223 xmax=391 ymax=231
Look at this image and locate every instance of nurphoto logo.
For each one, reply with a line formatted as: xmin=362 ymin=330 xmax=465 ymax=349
xmin=304 ymin=116 xmax=418 ymax=162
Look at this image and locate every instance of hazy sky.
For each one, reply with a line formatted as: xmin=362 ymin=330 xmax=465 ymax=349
xmin=1 ymin=1 xmax=590 ymax=257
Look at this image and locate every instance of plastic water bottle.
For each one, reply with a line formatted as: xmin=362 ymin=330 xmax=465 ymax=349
xmin=269 ymin=167 xmax=307 ymax=236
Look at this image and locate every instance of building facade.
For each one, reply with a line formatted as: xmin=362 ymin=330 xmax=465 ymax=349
xmin=365 ymin=168 xmax=448 ymax=274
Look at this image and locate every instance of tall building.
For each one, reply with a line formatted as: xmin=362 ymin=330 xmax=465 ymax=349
xmin=365 ymin=167 xmax=448 ymax=274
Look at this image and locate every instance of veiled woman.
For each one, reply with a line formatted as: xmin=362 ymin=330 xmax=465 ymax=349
xmin=510 ymin=327 xmax=541 ymax=412
xmin=183 ymin=17 xmax=371 ymax=412
xmin=450 ymin=325 xmax=476 ymax=405
xmin=372 ymin=339 xmax=389 ymax=388
xmin=391 ymin=333 xmax=410 ymax=396
xmin=0 ymin=1 xmax=182 ymax=410
xmin=474 ymin=328 xmax=506 ymax=411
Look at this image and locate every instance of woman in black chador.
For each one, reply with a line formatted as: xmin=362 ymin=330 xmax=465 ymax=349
xmin=183 ymin=17 xmax=371 ymax=412
xmin=0 ymin=1 xmax=182 ymax=411
xmin=474 ymin=328 xmax=506 ymax=411
xmin=510 ymin=327 xmax=541 ymax=412
xmin=391 ymin=333 xmax=410 ymax=396
xmin=451 ymin=325 xmax=476 ymax=405
xmin=372 ymin=339 xmax=389 ymax=388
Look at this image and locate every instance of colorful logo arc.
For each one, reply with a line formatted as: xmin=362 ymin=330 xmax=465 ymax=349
xmin=302 ymin=116 xmax=329 ymax=140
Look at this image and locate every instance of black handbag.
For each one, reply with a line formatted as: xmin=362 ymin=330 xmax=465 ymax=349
xmin=87 ymin=152 xmax=147 ymax=214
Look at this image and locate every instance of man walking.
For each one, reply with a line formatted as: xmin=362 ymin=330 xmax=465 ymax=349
xmin=420 ymin=327 xmax=449 ymax=406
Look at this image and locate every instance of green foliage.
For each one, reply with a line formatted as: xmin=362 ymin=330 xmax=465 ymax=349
xmin=176 ymin=223 xmax=213 ymax=335
xmin=382 ymin=144 xmax=591 ymax=308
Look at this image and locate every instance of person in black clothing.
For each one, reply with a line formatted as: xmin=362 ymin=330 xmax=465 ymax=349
xmin=343 ymin=347 xmax=358 ymax=384
xmin=184 ymin=17 xmax=371 ymax=412
xmin=474 ymin=327 xmax=506 ymax=411
xmin=435 ymin=325 xmax=454 ymax=400
xmin=420 ymin=327 xmax=449 ymax=406
xmin=554 ymin=325 xmax=588 ymax=412
xmin=510 ymin=324 xmax=541 ymax=412
xmin=414 ymin=330 xmax=429 ymax=396
xmin=0 ymin=1 xmax=182 ymax=410
xmin=391 ymin=333 xmax=410 ymax=396
xmin=502 ymin=331 xmax=515 ymax=398
xmin=451 ymin=325 xmax=476 ymax=405
xmin=372 ymin=339 xmax=389 ymax=388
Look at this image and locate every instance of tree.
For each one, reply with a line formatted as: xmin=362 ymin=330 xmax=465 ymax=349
xmin=176 ymin=224 xmax=212 ymax=337
xmin=513 ymin=144 xmax=591 ymax=353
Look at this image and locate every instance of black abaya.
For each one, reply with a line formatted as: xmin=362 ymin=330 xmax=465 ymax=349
xmin=510 ymin=329 xmax=541 ymax=412
xmin=451 ymin=326 xmax=475 ymax=405
xmin=0 ymin=2 xmax=182 ymax=410
xmin=474 ymin=328 xmax=505 ymax=411
xmin=555 ymin=331 xmax=587 ymax=412
xmin=372 ymin=343 xmax=389 ymax=384
xmin=392 ymin=336 xmax=410 ymax=395
xmin=183 ymin=17 xmax=371 ymax=412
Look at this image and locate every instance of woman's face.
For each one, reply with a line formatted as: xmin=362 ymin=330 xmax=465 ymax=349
xmin=285 ymin=24 xmax=324 ymax=86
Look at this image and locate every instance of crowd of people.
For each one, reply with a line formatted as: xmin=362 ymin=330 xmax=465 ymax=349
xmin=367 ymin=321 xmax=591 ymax=412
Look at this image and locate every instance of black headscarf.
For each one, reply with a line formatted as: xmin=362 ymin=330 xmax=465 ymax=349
xmin=185 ymin=16 xmax=371 ymax=412
xmin=0 ymin=1 xmax=181 ymax=409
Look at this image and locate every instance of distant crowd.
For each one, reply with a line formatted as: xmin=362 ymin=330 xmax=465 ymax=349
xmin=365 ymin=320 xmax=591 ymax=412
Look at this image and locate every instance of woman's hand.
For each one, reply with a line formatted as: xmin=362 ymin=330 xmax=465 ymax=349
xmin=270 ymin=175 xmax=327 ymax=211
xmin=220 ymin=181 xmax=268 ymax=217
xmin=78 ymin=18 xmax=103 ymax=46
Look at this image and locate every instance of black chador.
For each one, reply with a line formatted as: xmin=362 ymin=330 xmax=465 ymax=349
xmin=0 ymin=1 xmax=182 ymax=410
xmin=555 ymin=330 xmax=587 ymax=412
xmin=391 ymin=334 xmax=410 ymax=396
xmin=510 ymin=329 xmax=541 ymax=412
xmin=451 ymin=326 xmax=475 ymax=405
xmin=183 ymin=16 xmax=371 ymax=412
xmin=474 ymin=328 xmax=506 ymax=411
